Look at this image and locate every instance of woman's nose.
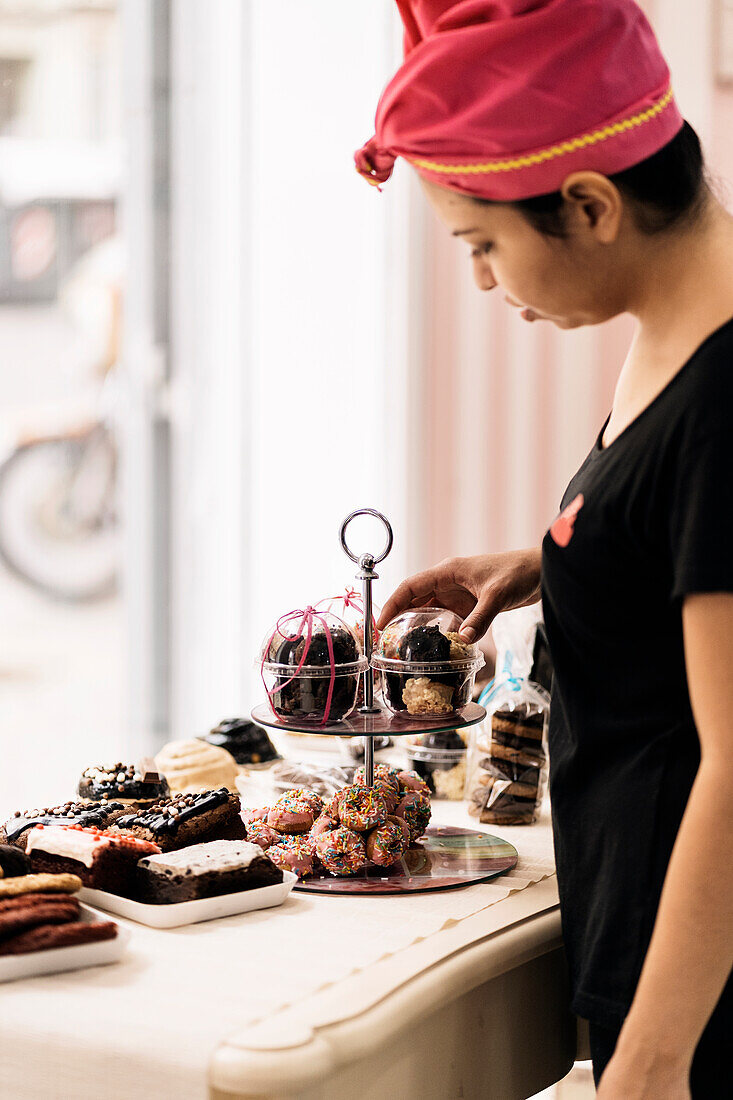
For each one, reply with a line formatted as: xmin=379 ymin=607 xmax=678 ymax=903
xmin=472 ymin=261 xmax=497 ymax=292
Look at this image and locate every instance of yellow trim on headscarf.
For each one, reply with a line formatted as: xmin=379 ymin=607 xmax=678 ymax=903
xmin=409 ymin=87 xmax=675 ymax=176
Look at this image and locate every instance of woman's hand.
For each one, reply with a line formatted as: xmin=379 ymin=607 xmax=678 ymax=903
xmin=377 ymin=548 xmax=542 ymax=641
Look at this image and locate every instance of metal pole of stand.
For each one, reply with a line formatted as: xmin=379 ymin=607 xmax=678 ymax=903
xmin=339 ymin=509 xmax=394 ymax=789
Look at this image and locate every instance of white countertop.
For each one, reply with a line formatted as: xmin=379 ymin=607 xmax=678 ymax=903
xmin=0 ymin=798 xmax=559 ymax=1100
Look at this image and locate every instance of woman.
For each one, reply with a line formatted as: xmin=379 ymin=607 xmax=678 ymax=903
xmin=355 ymin=1 xmax=733 ymax=1097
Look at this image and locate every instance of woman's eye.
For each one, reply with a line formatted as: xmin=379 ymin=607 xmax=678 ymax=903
xmin=471 ymin=242 xmax=493 ymax=258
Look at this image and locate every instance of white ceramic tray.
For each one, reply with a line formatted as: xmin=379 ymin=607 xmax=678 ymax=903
xmin=0 ymin=903 xmax=129 ymax=984
xmin=79 ymin=870 xmax=297 ymax=929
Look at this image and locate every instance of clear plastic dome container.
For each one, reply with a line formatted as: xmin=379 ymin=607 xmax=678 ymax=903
xmin=316 ymin=588 xmax=382 ymax=704
xmin=260 ymin=609 xmax=368 ymax=725
xmin=372 ymin=607 xmax=484 ymax=720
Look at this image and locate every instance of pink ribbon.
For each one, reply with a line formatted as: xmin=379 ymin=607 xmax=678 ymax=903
xmin=262 ymin=607 xmax=336 ymax=727
xmin=316 ymin=590 xmax=379 ymax=649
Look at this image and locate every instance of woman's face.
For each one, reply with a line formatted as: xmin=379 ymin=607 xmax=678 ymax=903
xmin=420 ymin=177 xmax=629 ymax=329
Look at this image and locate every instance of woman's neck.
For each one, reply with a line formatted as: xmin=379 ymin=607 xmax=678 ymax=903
xmin=628 ymin=197 xmax=733 ymax=360
xmin=602 ymin=197 xmax=733 ymax=447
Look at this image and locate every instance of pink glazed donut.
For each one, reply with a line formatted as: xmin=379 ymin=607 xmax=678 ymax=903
xmin=267 ymin=790 xmax=316 ymax=834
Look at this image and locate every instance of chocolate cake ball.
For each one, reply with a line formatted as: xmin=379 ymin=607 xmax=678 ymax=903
xmin=270 ymin=626 xmax=361 ymax=723
xmin=398 ymin=625 xmax=451 ymax=663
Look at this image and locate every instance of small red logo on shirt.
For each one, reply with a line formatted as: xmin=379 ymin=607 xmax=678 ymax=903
xmin=550 ymin=494 xmax=584 ymax=547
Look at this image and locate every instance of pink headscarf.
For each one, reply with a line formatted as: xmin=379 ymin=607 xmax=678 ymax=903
xmin=355 ymin=0 xmax=683 ymax=200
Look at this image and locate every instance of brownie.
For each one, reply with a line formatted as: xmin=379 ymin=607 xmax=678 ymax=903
xmin=26 ymin=825 xmax=160 ymax=896
xmin=1 ymin=801 xmax=128 ymax=851
xmin=109 ymin=789 xmax=246 ymax=852
xmin=135 ymin=839 xmax=283 ymax=903
xmin=199 ymin=719 xmax=279 ymax=766
xmin=77 ymin=762 xmax=170 ymax=806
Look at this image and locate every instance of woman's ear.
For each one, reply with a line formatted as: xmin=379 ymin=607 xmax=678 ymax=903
xmin=560 ymin=171 xmax=623 ymax=243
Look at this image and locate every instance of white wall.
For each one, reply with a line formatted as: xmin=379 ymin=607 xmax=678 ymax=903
xmin=166 ymin=1 xmax=413 ymax=738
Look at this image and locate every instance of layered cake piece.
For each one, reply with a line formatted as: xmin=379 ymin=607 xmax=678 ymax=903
xmin=77 ymin=761 xmax=170 ymax=807
xmin=468 ymin=703 xmax=546 ymax=825
xmin=1 ymin=801 xmax=129 ymax=851
xmin=135 ymin=840 xmax=282 ymax=903
xmin=110 ymin=788 xmax=246 ymax=852
xmin=26 ymin=825 xmax=160 ymax=895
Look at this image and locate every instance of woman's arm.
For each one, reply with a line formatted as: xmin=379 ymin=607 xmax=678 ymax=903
xmin=377 ymin=548 xmax=542 ymax=639
xmin=597 ymin=592 xmax=733 ymax=1099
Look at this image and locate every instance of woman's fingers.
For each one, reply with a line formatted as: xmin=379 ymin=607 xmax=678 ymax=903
xmin=458 ymin=589 xmax=500 ymax=643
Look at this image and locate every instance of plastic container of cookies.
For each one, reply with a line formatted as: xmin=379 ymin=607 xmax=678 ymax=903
xmin=260 ymin=609 xmax=369 ymax=726
xmin=371 ymin=608 xmax=484 ymax=721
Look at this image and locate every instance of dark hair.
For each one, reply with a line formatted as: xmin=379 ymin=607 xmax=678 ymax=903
xmin=498 ymin=121 xmax=707 ymax=237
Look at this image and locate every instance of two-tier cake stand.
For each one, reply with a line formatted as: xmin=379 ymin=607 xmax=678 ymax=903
xmin=251 ymin=509 xmax=517 ymax=894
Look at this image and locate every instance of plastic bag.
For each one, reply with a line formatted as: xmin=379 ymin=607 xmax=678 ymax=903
xmin=465 ymin=606 xmax=549 ymax=825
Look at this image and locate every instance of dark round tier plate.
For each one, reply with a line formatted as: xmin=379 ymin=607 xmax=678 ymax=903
xmin=293 ymin=825 xmax=517 ymax=896
xmin=250 ymin=701 xmax=486 ymax=738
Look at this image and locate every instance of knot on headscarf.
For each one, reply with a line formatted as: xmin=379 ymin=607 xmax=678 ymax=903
xmin=354 ymin=138 xmax=397 ymax=189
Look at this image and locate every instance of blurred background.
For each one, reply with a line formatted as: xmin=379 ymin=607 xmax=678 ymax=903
xmin=1 ymin=0 xmax=731 ymax=815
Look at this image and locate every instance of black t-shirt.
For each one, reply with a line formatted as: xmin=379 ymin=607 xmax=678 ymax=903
xmin=542 ymin=316 xmax=733 ymax=1029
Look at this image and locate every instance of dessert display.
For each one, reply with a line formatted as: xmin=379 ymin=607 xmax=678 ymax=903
xmin=154 ymin=739 xmax=239 ymax=794
xmin=77 ymin=761 xmax=170 ymax=807
xmin=25 ymin=825 xmax=161 ymax=895
xmin=135 ymin=840 xmax=283 ymax=904
xmin=466 ymin=703 xmax=547 ymax=825
xmin=242 ymin=772 xmax=430 ymax=880
xmin=110 ymin=789 xmax=246 ymax=852
xmin=1 ymin=801 xmax=129 ymax=851
xmin=260 ymin=608 xmax=368 ymax=725
xmin=372 ymin=608 xmax=484 ymax=719
xmin=200 ymin=718 xmax=280 ymax=767
xmin=405 ymin=731 xmax=468 ymax=799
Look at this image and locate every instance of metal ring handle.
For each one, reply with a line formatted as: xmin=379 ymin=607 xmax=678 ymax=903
xmin=340 ymin=509 xmax=393 ymax=565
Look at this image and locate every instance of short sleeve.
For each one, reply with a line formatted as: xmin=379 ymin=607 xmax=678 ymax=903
xmin=669 ymin=430 xmax=733 ymax=600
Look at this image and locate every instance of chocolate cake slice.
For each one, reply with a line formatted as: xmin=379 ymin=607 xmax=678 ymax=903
xmin=135 ymin=839 xmax=283 ymax=903
xmin=109 ymin=789 xmax=246 ymax=852
xmin=1 ymin=801 xmax=128 ymax=851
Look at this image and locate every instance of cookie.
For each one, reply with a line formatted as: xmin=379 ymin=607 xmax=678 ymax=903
xmin=0 ymin=919 xmax=117 ymax=955
xmin=0 ymin=873 xmax=81 ymax=897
